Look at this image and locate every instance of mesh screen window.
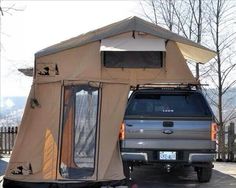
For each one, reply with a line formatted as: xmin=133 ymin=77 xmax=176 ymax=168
xmin=60 ymin=85 xmax=99 ymax=179
xmin=103 ymin=51 xmax=163 ymax=68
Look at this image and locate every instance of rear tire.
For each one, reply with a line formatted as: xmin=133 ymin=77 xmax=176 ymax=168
xmin=197 ymin=166 xmax=212 ymax=183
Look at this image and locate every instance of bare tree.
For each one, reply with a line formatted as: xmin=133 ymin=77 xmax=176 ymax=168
xmin=204 ymin=0 xmax=236 ymax=160
xmin=0 ymin=0 xmax=23 ymax=84
xmin=0 ymin=0 xmax=24 ymax=127
xmin=140 ymin=0 xmax=236 ymax=160
xmin=0 ymin=2 xmax=22 ymax=16
xmin=140 ymin=0 xmax=175 ymax=30
xmin=140 ymin=0 xmax=205 ymax=78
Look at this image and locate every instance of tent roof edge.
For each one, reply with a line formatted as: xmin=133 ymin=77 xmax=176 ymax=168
xmin=35 ymin=16 xmax=216 ymax=58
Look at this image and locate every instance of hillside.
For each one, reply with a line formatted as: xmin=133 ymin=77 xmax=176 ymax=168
xmin=0 ymin=96 xmax=27 ymax=127
xmin=0 ymin=87 xmax=236 ymax=127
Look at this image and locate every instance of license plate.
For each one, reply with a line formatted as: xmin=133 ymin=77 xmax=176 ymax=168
xmin=160 ymin=151 xmax=176 ymax=160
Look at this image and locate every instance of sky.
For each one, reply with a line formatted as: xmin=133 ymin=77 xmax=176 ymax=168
xmin=1 ymin=1 xmax=236 ymax=98
xmin=0 ymin=0 xmax=141 ymax=97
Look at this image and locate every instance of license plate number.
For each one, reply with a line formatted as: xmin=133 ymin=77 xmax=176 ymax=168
xmin=160 ymin=151 xmax=176 ymax=160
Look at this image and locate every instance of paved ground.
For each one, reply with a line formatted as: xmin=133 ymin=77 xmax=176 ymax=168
xmin=130 ymin=163 xmax=236 ymax=188
xmin=0 ymin=157 xmax=10 ymax=188
xmin=0 ymin=158 xmax=235 ymax=187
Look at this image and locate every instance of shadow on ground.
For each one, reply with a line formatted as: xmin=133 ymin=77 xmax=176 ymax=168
xmin=130 ymin=165 xmax=236 ymax=188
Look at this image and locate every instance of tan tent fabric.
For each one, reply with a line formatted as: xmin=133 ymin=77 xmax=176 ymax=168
xmin=36 ymin=42 xmax=101 ymax=83
xmin=176 ymin=42 xmax=216 ymax=63
xmin=98 ymin=83 xmax=129 ymax=180
xmin=35 ymin=33 xmax=196 ymax=85
xmin=165 ymin=41 xmax=196 ymax=82
xmin=42 ymin=129 xmax=58 ymax=179
xmin=5 ymin=82 xmax=61 ymax=181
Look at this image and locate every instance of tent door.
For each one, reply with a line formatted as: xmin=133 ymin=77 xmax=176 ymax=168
xmin=60 ymin=84 xmax=99 ymax=179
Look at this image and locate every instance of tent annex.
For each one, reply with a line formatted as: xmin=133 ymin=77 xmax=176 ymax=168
xmin=4 ymin=16 xmax=216 ymax=188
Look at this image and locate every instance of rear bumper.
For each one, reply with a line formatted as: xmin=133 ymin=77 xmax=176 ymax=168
xmin=121 ymin=150 xmax=216 ymax=164
xmin=189 ymin=153 xmax=215 ymax=162
xmin=122 ymin=152 xmax=148 ymax=162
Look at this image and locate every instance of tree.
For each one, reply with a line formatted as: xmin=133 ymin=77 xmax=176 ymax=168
xmin=0 ymin=2 xmax=21 ymax=16
xmin=140 ymin=0 xmax=236 ymax=160
xmin=0 ymin=0 xmax=23 ymax=90
xmin=140 ymin=0 xmax=175 ymax=31
xmin=141 ymin=0 xmax=205 ymax=78
xmin=0 ymin=1 xmax=24 ymax=128
xmin=205 ymin=0 xmax=236 ymax=160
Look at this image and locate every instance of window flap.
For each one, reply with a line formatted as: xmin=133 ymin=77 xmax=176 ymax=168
xmin=100 ymin=38 xmax=166 ymax=51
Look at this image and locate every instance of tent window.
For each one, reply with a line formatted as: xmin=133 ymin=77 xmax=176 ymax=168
xmin=60 ymin=85 xmax=99 ymax=179
xmin=103 ymin=51 xmax=163 ymax=68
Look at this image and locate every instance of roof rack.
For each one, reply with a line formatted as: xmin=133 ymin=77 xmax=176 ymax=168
xmin=131 ymin=83 xmax=208 ymax=91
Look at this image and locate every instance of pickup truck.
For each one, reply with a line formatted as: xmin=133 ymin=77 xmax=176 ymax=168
xmin=120 ymin=87 xmax=217 ymax=182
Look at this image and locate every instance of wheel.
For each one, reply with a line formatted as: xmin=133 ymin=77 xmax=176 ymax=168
xmin=123 ymin=161 xmax=131 ymax=180
xmin=197 ymin=166 xmax=212 ymax=182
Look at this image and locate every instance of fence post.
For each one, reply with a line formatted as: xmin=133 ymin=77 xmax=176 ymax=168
xmin=4 ymin=126 xmax=7 ymax=155
xmin=8 ymin=127 xmax=10 ymax=154
xmin=228 ymin=122 xmax=235 ymax=161
xmin=0 ymin=127 xmax=2 ymax=154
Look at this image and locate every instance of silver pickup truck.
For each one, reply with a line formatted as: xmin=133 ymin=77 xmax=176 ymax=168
xmin=120 ymin=87 xmax=217 ymax=182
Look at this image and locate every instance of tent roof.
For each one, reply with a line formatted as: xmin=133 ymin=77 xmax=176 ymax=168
xmin=35 ymin=16 xmax=216 ymax=63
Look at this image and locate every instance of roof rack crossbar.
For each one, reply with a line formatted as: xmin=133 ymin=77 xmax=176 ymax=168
xmin=130 ymin=83 xmax=208 ymax=90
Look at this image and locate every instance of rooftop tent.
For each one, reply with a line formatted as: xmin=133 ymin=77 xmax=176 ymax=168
xmin=35 ymin=16 xmax=216 ymax=63
xmin=4 ymin=16 xmax=216 ymax=188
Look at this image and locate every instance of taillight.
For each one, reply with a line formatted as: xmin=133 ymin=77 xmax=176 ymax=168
xmin=119 ymin=122 xmax=125 ymax=140
xmin=211 ymin=122 xmax=218 ymax=141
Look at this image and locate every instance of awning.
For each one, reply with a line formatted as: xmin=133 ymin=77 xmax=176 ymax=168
xmin=176 ymin=42 xmax=216 ymax=63
xmin=100 ymin=38 xmax=166 ymax=51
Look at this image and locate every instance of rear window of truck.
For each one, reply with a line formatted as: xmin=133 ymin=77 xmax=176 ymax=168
xmin=125 ymin=92 xmax=212 ymax=117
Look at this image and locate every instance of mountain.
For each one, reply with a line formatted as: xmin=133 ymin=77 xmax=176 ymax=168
xmin=203 ymin=87 xmax=236 ymax=119
xmin=0 ymin=87 xmax=236 ymax=127
xmin=0 ymin=96 xmax=27 ymax=127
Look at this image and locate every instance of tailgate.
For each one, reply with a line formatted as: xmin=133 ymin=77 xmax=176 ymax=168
xmin=123 ymin=119 xmax=215 ymax=150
